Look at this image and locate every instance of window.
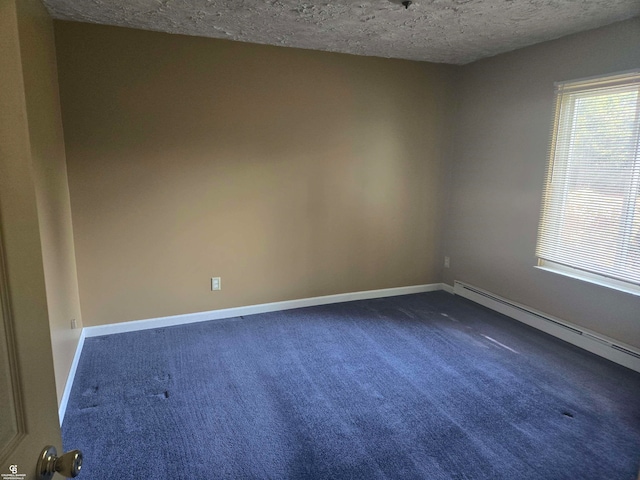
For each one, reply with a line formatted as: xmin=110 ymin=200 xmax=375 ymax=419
xmin=536 ymin=70 xmax=640 ymax=295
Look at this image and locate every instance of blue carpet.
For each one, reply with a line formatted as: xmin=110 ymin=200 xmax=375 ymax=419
xmin=62 ymin=292 xmax=640 ymax=479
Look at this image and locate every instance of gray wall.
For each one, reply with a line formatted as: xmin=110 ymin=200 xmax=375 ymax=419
xmin=444 ymin=18 xmax=640 ymax=348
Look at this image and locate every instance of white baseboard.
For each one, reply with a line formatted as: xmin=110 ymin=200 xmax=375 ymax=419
xmin=57 ymin=283 xmax=447 ymax=423
xmin=59 ymin=328 xmax=86 ymax=425
xmin=453 ymin=280 xmax=640 ymax=373
xmin=83 ymin=283 xmax=446 ymax=338
xmin=441 ymin=283 xmax=454 ymax=294
xmin=59 ymin=280 xmax=638 ymax=424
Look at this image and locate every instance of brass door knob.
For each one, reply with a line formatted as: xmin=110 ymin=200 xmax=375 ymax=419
xmin=37 ymin=446 xmax=82 ymax=479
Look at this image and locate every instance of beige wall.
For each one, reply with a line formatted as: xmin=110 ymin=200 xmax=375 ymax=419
xmin=444 ymin=18 xmax=640 ymax=348
xmin=54 ymin=22 xmax=456 ymax=327
xmin=12 ymin=0 xmax=83 ymax=404
xmin=53 ymin=17 xmax=639 ymax=349
xmin=0 ymin=0 xmax=63 ymax=455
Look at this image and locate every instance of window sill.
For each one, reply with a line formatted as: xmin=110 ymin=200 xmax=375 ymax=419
xmin=534 ymin=262 xmax=640 ymax=298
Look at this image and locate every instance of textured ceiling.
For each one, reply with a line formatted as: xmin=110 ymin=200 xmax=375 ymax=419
xmin=42 ymin=0 xmax=640 ymax=65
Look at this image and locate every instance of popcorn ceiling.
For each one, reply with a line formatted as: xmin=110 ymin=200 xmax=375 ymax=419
xmin=42 ymin=0 xmax=640 ymax=64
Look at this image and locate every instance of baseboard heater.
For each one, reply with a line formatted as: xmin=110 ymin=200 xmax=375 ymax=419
xmin=453 ymin=281 xmax=640 ymax=373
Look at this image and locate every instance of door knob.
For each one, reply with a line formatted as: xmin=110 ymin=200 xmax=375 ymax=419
xmin=37 ymin=446 xmax=82 ymax=479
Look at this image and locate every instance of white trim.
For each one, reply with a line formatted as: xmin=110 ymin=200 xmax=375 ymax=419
xmin=535 ymin=263 xmax=640 ymax=298
xmin=59 ymin=328 xmax=86 ymax=425
xmin=453 ymin=280 xmax=640 ymax=373
xmin=83 ymin=284 xmax=445 ymax=338
xmin=59 ymin=282 xmax=451 ymax=423
xmin=440 ymin=283 xmax=454 ymax=294
xmin=58 ymin=281 xmax=638 ymax=425
xmin=554 ymin=68 xmax=640 ymax=88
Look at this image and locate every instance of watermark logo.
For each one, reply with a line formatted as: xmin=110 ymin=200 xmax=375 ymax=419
xmin=1 ymin=464 xmax=26 ymax=479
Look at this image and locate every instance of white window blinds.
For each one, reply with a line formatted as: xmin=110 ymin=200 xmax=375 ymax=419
xmin=536 ymin=71 xmax=640 ymax=290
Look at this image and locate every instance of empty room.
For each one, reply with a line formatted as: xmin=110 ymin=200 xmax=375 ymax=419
xmin=1 ymin=0 xmax=639 ymax=478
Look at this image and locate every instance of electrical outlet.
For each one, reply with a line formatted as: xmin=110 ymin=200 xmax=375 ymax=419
xmin=211 ymin=277 xmax=221 ymax=291
xmin=444 ymin=256 xmax=450 ymax=268
xmin=71 ymin=318 xmax=78 ymax=329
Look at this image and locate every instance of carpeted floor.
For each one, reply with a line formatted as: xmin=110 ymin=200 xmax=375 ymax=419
xmin=62 ymin=292 xmax=640 ymax=479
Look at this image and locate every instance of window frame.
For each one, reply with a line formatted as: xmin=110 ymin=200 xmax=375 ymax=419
xmin=535 ymin=69 xmax=640 ymax=297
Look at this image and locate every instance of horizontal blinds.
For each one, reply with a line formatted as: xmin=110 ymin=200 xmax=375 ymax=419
xmin=536 ymin=71 xmax=640 ymax=287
